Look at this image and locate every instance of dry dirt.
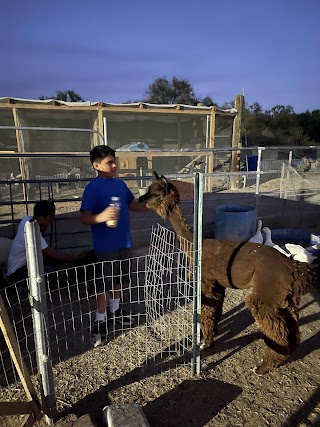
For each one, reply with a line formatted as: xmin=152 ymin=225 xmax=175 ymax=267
xmin=1 ymin=176 xmax=320 ymax=427
xmin=1 ymin=286 xmax=319 ymax=427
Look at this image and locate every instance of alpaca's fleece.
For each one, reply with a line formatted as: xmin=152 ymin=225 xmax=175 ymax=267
xmin=139 ymin=172 xmax=320 ymax=374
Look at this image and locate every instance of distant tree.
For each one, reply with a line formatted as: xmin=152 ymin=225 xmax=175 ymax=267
xmin=248 ymin=102 xmax=264 ymax=115
xmin=200 ymin=96 xmax=218 ymax=107
xmin=243 ymin=102 xmax=268 ymax=144
xmin=219 ymin=100 xmax=234 ymax=110
xmin=39 ymin=90 xmax=85 ymax=102
xmin=297 ymin=109 xmax=320 ymax=143
xmin=144 ymin=76 xmax=198 ymax=105
xmin=243 ymin=102 xmax=318 ymax=146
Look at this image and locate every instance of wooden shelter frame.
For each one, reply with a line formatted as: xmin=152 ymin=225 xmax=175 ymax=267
xmin=0 ymin=294 xmax=42 ymax=426
xmin=0 ymin=95 xmax=243 ymax=150
xmin=0 ymin=95 xmax=244 ymax=193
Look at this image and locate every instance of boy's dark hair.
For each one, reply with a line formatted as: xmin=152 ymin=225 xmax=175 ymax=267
xmin=90 ymin=145 xmax=116 ymax=165
xmin=33 ymin=200 xmax=56 ymax=220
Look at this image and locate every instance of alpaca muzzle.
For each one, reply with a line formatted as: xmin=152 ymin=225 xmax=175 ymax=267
xmin=138 ymin=192 xmax=149 ymax=203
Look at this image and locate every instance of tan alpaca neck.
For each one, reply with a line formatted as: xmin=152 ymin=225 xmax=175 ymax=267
xmin=168 ymin=205 xmax=194 ymax=244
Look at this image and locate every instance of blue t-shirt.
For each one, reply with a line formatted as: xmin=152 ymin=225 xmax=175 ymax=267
xmin=80 ymin=177 xmax=134 ymax=253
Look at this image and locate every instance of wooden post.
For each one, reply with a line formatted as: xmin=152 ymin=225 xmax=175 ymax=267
xmin=91 ymin=111 xmax=100 ymax=148
xmin=230 ymin=95 xmax=244 ymax=190
xmin=177 ymin=117 xmax=182 ymax=170
xmin=97 ymin=102 xmax=104 ymax=143
xmin=207 ymin=108 xmax=216 ymax=191
xmin=0 ymin=294 xmax=42 ymax=424
xmin=12 ymin=108 xmax=28 ymax=202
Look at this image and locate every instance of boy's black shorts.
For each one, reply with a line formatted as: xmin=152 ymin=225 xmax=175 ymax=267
xmin=94 ymin=248 xmax=131 ymax=293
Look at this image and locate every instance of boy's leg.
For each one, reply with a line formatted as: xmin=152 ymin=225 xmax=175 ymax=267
xmin=91 ymin=292 xmax=108 ymax=347
xmin=106 ymin=249 xmax=134 ymax=326
xmin=96 ymin=250 xmax=122 ymax=318
xmin=90 ymin=257 xmax=112 ymax=347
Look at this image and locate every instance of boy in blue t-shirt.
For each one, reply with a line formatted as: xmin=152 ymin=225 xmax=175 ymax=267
xmin=80 ymin=145 xmax=148 ymax=346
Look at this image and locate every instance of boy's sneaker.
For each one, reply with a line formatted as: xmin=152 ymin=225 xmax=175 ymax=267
xmin=107 ymin=308 xmax=134 ymax=327
xmin=91 ymin=320 xmax=107 ymax=347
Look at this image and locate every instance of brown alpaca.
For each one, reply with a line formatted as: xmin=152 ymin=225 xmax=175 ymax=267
xmin=139 ymin=173 xmax=319 ymax=375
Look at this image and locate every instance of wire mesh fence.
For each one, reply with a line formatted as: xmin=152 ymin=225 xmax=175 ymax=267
xmin=0 ymin=223 xmax=196 ymax=413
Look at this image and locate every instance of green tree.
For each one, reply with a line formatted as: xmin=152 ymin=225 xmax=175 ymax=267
xmin=248 ymin=102 xmax=264 ymax=115
xmin=200 ymin=96 xmax=218 ymax=107
xmin=243 ymin=102 xmax=317 ymax=146
xmin=243 ymin=102 xmax=268 ymax=144
xmin=39 ymin=90 xmax=85 ymax=102
xmin=297 ymin=109 xmax=320 ymax=143
xmin=144 ymin=76 xmax=198 ymax=105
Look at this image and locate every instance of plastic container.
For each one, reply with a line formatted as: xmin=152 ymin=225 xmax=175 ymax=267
xmin=270 ymin=228 xmax=320 ymax=254
xmin=214 ymin=204 xmax=257 ymax=242
xmin=246 ymin=155 xmax=258 ymax=171
xmin=106 ymin=196 xmax=121 ymax=228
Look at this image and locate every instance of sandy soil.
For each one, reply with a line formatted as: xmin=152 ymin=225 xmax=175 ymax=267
xmin=1 ymin=285 xmax=319 ymax=427
xmin=1 ymin=174 xmax=320 ymax=427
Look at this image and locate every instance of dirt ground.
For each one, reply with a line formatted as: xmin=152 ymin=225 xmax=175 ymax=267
xmin=1 ymin=286 xmax=319 ymax=427
xmin=1 ymin=176 xmax=320 ymax=427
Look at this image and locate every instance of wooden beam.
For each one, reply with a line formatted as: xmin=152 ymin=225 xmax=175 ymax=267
xmin=0 ymin=103 xmax=236 ymax=116
xmin=12 ymin=108 xmax=28 ymax=201
xmin=207 ymin=110 xmax=216 ymax=190
xmin=97 ymin=103 xmax=104 ymax=141
xmin=0 ymin=295 xmax=42 ymax=421
xmin=230 ymin=95 xmax=244 ymax=190
xmin=0 ymin=150 xmax=214 ymax=158
xmin=116 ymin=150 xmax=213 ymax=158
xmin=0 ymin=401 xmax=33 ymax=416
xmin=0 ymin=103 xmax=99 ymax=111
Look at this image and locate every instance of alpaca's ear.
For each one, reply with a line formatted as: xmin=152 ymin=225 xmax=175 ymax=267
xmin=153 ymin=171 xmax=161 ymax=180
xmin=160 ymin=175 xmax=169 ymax=192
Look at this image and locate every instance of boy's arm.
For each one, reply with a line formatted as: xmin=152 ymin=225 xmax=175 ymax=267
xmin=80 ymin=207 xmax=119 ymax=225
xmin=42 ymin=247 xmax=76 ymax=264
xmin=128 ymin=200 xmax=149 ymax=212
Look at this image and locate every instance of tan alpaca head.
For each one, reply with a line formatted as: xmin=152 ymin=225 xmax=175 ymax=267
xmin=139 ymin=172 xmax=180 ymax=218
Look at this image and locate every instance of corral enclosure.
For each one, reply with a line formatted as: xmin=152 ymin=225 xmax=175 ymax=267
xmin=1 ymin=95 xmax=320 ymax=251
xmin=1 ymin=97 xmax=320 ymax=426
xmin=0 ymin=96 xmax=240 ymax=182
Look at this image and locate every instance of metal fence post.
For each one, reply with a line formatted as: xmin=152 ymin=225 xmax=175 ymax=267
xmin=192 ymin=172 xmax=203 ymax=376
xmin=255 ymin=146 xmax=264 ymax=195
xmin=25 ymin=220 xmax=56 ymax=425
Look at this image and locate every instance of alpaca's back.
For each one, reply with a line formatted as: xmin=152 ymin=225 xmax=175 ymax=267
xmin=201 ymin=238 xmax=318 ymax=298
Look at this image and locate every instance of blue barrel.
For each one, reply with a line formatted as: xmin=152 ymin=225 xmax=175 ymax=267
xmin=246 ymin=155 xmax=258 ymax=171
xmin=214 ymin=205 xmax=257 ymax=242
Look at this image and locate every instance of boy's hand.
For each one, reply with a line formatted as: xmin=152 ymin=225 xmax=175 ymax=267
xmin=97 ymin=206 xmax=119 ymax=223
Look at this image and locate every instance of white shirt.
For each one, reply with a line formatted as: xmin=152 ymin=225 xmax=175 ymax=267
xmin=7 ymin=216 xmax=48 ymax=276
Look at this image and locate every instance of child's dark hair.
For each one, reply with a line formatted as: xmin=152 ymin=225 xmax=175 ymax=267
xmin=33 ymin=200 xmax=56 ymax=220
xmin=90 ymin=145 xmax=116 ymax=165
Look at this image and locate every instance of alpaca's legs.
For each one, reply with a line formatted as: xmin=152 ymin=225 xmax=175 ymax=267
xmin=200 ymin=283 xmax=225 ymax=349
xmin=254 ymin=347 xmax=289 ymax=375
xmin=246 ymin=295 xmax=300 ymax=375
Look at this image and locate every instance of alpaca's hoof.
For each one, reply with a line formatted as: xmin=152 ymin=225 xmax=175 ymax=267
xmin=200 ymin=340 xmax=214 ymax=350
xmin=253 ymin=364 xmax=272 ymax=376
xmin=201 ymin=363 xmax=209 ymax=372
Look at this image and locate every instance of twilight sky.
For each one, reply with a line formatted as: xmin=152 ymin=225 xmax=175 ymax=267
xmin=1 ymin=0 xmax=319 ymax=112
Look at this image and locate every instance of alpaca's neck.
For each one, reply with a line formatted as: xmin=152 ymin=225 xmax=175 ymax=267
xmin=168 ymin=205 xmax=194 ymax=244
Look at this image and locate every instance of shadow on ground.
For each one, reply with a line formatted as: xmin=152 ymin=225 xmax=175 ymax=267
xmin=281 ymin=385 xmax=320 ymax=427
xmin=143 ymin=378 xmax=242 ymax=427
xmin=57 ymin=377 xmax=242 ymax=427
